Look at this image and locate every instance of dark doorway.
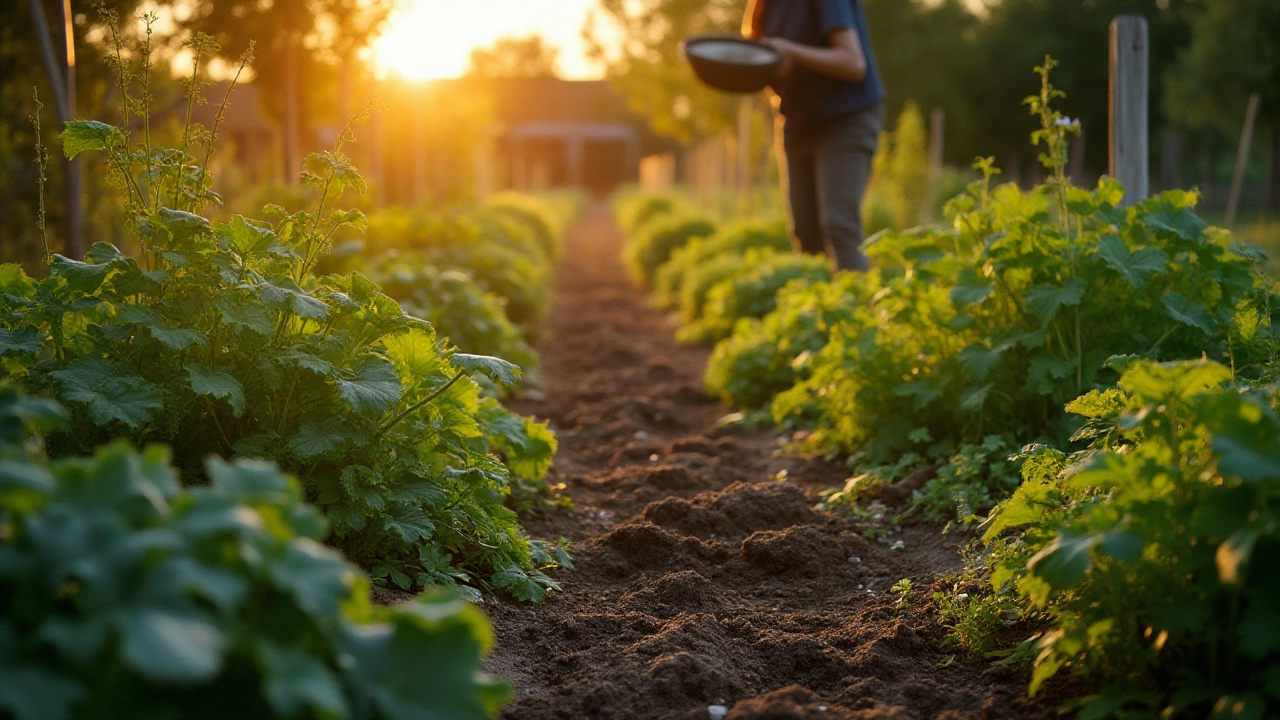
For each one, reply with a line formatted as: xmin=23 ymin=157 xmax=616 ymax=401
xmin=583 ymin=139 xmax=628 ymax=192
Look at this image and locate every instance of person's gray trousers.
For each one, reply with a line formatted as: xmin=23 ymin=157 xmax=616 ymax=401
xmin=779 ymin=104 xmax=884 ymax=271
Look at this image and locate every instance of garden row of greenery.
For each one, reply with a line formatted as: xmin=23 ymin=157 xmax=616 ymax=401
xmin=616 ymin=61 xmax=1280 ymax=718
xmin=0 ymin=30 xmax=580 ymax=719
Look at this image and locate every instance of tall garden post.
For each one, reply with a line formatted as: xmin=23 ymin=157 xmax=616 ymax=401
xmin=1225 ymin=93 xmax=1260 ymax=230
xmin=27 ymin=0 xmax=84 ymax=258
xmin=1109 ymin=15 xmax=1149 ymax=207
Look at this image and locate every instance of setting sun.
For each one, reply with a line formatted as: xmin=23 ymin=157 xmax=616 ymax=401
xmin=371 ymin=0 xmax=604 ymax=80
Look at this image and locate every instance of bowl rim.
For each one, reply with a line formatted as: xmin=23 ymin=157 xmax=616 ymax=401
xmin=681 ymin=33 xmax=784 ymax=67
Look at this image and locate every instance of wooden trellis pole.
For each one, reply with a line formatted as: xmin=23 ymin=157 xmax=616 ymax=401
xmin=1109 ymin=15 xmax=1149 ymax=207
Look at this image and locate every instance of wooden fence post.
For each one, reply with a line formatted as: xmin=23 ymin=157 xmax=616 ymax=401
xmin=1226 ymin=93 xmax=1261 ymax=230
xmin=1109 ymin=15 xmax=1149 ymax=207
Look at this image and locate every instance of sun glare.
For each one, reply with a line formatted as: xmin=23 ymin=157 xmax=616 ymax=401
xmin=371 ymin=0 xmax=604 ymax=81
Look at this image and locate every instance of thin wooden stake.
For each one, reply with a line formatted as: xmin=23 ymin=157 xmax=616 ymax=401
xmin=1226 ymin=92 xmax=1260 ymax=230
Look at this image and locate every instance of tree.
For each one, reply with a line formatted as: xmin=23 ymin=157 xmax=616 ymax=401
xmin=1165 ymin=0 xmax=1280 ymax=211
xmin=184 ymin=0 xmax=391 ymax=184
xmin=583 ymin=0 xmax=744 ymax=143
xmin=468 ymin=35 xmax=561 ymax=79
xmin=2 ymin=0 xmax=145 ymax=263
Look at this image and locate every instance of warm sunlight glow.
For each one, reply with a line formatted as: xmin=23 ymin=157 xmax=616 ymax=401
xmin=371 ymin=0 xmax=604 ymax=81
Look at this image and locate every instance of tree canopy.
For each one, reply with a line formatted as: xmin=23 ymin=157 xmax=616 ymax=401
xmin=468 ymin=35 xmax=562 ymax=78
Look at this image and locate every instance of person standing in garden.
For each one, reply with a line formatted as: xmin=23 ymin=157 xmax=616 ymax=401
xmin=743 ymin=0 xmax=885 ymax=271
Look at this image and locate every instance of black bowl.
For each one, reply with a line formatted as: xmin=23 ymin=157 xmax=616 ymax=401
xmin=682 ymin=34 xmax=783 ymax=94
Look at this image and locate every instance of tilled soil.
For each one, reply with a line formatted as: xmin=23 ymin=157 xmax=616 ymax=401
xmin=488 ymin=205 xmax=1055 ymax=720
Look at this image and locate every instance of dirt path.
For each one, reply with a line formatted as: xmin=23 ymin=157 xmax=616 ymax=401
xmin=488 ymin=205 xmax=1052 ymax=719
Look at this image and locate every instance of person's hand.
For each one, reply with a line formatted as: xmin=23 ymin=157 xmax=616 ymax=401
xmin=759 ymin=36 xmax=795 ymax=77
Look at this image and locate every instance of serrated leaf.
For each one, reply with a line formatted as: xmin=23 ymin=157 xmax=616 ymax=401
xmin=61 ymin=120 xmax=118 ymax=159
xmin=0 ymin=326 xmax=43 ymax=356
xmin=216 ymin=215 xmax=278 ymax=256
xmin=257 ymin=278 xmax=330 ymax=321
xmin=51 ymin=358 xmax=163 ymax=429
xmin=1162 ymin=292 xmax=1215 ymax=335
xmin=336 ymin=357 xmax=403 ymax=416
xmin=1142 ymin=203 xmax=1206 ymax=241
xmin=216 ymin=296 xmax=274 ymax=336
xmin=959 ymin=343 xmax=1009 ymax=380
xmin=950 ymin=267 xmax=994 ymax=307
xmin=490 ymin=565 xmax=548 ymax=603
xmin=451 ymin=353 xmax=521 ymax=387
xmin=186 ymin=363 xmax=246 ymax=418
xmin=1025 ymin=278 xmax=1086 ymax=320
xmin=382 ymin=504 xmax=435 ymax=544
xmin=150 ymin=325 xmax=207 ymax=351
xmin=1094 ymin=234 xmax=1168 ymax=288
xmin=1028 ymin=530 xmax=1097 ymax=593
xmin=1028 ymin=355 xmax=1078 ymax=393
xmin=330 ymin=208 xmax=368 ymax=232
xmin=288 ymin=417 xmax=354 ymax=460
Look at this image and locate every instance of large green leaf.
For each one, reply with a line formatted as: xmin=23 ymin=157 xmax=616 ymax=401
xmin=60 ymin=120 xmax=118 ymax=159
xmin=114 ymin=607 xmax=226 ymax=683
xmin=1093 ymin=234 xmax=1168 ymax=288
xmin=340 ymin=593 xmax=507 ymax=720
xmin=451 ymin=353 xmax=521 ymax=387
xmin=1025 ymin=278 xmax=1086 ymax=320
xmin=265 ymin=540 xmax=351 ymax=621
xmin=1162 ymin=292 xmax=1215 ymax=335
xmin=336 ymin=357 xmax=403 ymax=416
xmin=0 ymin=664 xmax=83 ymax=720
xmin=51 ymin=358 xmax=163 ymax=429
xmin=1028 ymin=530 xmax=1097 ymax=593
xmin=216 ymin=296 xmax=274 ymax=337
xmin=257 ymin=278 xmax=331 ymax=321
xmin=185 ymin=364 xmax=246 ymax=418
xmin=0 ymin=326 xmax=43 ymax=357
xmin=949 ymin=267 xmax=994 ymax=307
xmin=382 ymin=504 xmax=435 ymax=544
xmin=258 ymin=641 xmax=348 ymax=719
xmin=288 ymin=417 xmax=354 ymax=460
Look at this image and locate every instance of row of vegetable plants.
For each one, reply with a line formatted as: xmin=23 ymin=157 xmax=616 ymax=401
xmin=616 ymin=59 xmax=1280 ymax=717
xmin=0 ymin=24 xmax=579 ymax=719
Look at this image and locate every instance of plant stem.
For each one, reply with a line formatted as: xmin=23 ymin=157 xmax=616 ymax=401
xmin=372 ymin=371 xmax=467 ymax=444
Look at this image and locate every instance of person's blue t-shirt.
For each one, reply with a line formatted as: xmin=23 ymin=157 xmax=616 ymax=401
xmin=761 ymin=0 xmax=885 ymax=136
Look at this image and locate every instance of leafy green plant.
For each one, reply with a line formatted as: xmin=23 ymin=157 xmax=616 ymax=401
xmin=653 ymin=218 xmax=790 ymax=310
xmin=976 ymin=359 xmax=1280 ymax=717
xmin=744 ymin=60 xmax=1269 ymax=466
xmin=892 ymin=578 xmax=914 ymax=612
xmin=677 ymin=252 xmax=831 ymax=344
xmin=0 ymin=30 xmax=563 ymax=599
xmin=0 ymin=388 xmax=508 ymax=720
xmin=614 ymin=190 xmax=685 ymax=236
xmin=365 ymin=209 xmax=552 ymax=332
xmin=485 ymin=192 xmax=568 ymax=262
xmin=623 ymin=213 xmax=717 ymax=289
xmin=705 ymin=271 xmax=868 ymax=410
xmin=372 ymin=259 xmax=538 ymax=383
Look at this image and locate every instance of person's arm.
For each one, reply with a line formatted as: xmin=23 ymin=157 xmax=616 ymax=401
xmin=761 ymin=27 xmax=867 ymax=82
xmin=742 ymin=0 xmax=766 ymax=39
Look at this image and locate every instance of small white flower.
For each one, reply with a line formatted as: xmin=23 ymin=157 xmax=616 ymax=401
xmin=1054 ymin=116 xmax=1081 ymax=128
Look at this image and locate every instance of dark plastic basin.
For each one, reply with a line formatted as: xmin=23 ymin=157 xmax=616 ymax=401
xmin=682 ymin=34 xmax=783 ymax=94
